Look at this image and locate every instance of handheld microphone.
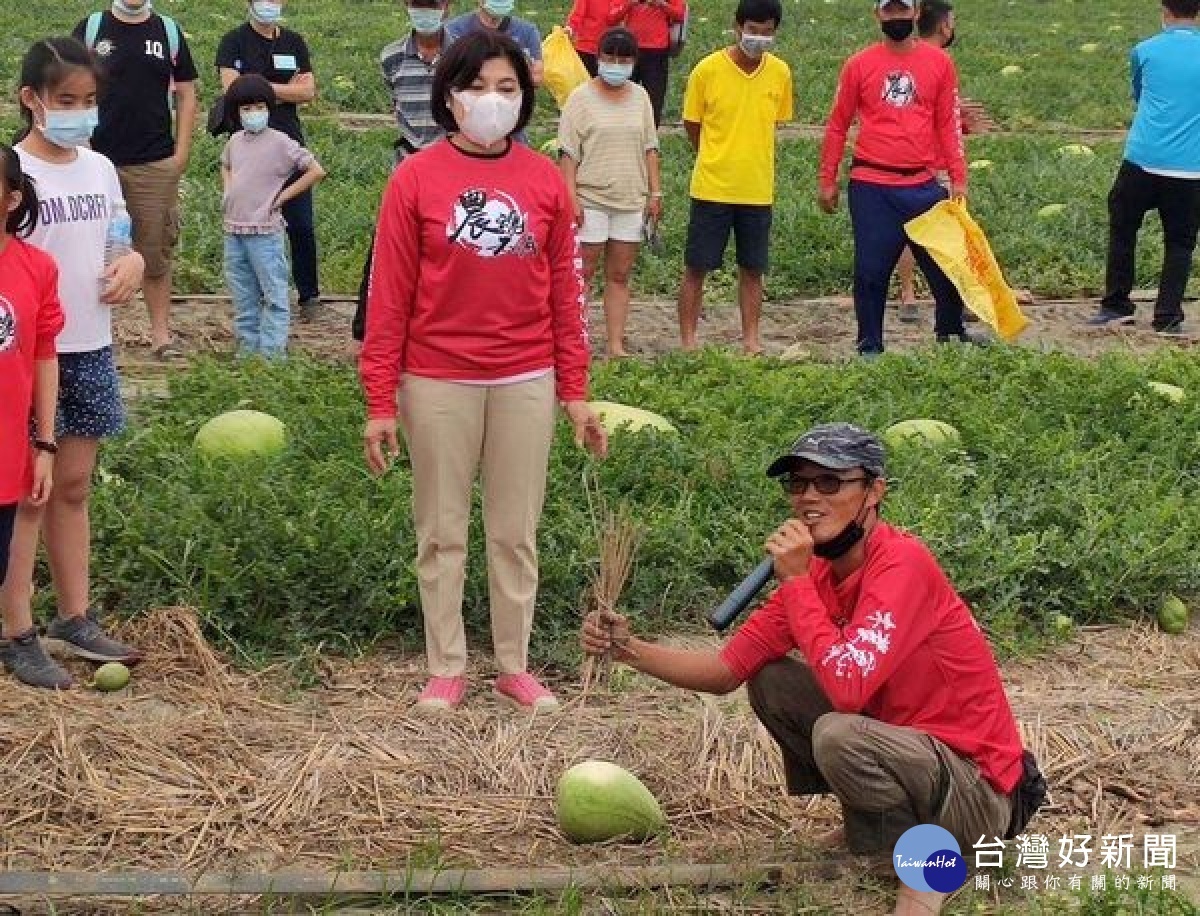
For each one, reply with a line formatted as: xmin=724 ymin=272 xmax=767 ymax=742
xmin=706 ymin=557 xmax=775 ymax=633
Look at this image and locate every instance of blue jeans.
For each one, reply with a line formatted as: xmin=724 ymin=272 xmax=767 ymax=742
xmin=848 ymin=179 xmax=967 ymax=354
xmin=224 ymin=232 xmax=291 ymax=357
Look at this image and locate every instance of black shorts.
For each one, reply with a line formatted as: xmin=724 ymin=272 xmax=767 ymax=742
xmin=684 ymin=198 xmax=773 ymax=273
xmin=56 ymin=347 xmax=125 ymax=439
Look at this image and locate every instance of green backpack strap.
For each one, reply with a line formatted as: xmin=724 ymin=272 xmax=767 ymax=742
xmin=160 ymin=14 xmax=181 ymax=66
xmin=84 ymin=11 xmax=104 ymax=49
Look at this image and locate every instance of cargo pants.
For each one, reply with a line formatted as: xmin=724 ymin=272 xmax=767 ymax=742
xmin=748 ymin=658 xmax=1014 ymax=857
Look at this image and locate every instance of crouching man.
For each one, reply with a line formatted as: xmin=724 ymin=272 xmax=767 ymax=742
xmin=582 ymin=423 xmax=1041 ymax=916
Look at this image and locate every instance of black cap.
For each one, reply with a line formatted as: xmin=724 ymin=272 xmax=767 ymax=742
xmin=766 ymin=422 xmax=886 ymax=478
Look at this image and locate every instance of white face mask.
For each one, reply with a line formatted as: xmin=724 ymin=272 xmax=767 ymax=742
xmin=452 ymin=90 xmax=522 ymax=147
xmin=739 ymin=33 xmax=775 ymax=58
xmin=112 ymin=0 xmax=152 ymax=17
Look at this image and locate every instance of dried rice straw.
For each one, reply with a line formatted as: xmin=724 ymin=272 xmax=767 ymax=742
xmin=580 ymin=501 xmax=640 ymax=696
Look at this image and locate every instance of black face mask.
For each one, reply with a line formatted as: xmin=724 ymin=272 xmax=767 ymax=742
xmin=812 ymin=491 xmax=874 ymax=561
xmin=943 ymin=29 xmax=956 ymax=49
xmin=881 ymin=18 xmax=915 ymax=41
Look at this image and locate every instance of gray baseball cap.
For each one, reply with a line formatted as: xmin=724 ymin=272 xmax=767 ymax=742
xmin=766 ymin=422 xmax=887 ymax=478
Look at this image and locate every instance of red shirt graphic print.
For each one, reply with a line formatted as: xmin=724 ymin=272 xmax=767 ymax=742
xmin=446 ymin=187 xmax=539 ymax=259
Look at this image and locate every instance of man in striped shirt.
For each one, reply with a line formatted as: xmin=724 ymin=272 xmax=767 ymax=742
xmin=353 ymin=0 xmax=450 ymax=344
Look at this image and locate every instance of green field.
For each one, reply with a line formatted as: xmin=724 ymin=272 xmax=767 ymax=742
xmin=0 ymin=0 xmax=1187 ymax=299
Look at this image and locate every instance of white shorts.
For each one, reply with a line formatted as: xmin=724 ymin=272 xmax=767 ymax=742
xmin=579 ymin=206 xmax=644 ymax=245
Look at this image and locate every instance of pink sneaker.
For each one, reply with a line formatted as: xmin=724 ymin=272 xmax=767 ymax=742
xmin=415 ymin=675 xmax=467 ymax=711
xmin=494 ymin=672 xmax=560 ymax=711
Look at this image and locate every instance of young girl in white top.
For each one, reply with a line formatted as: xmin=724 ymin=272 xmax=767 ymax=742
xmin=1 ymin=37 xmax=146 ymax=690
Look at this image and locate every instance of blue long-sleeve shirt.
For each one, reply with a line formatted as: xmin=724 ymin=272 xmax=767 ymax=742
xmin=1124 ymin=25 xmax=1200 ymax=176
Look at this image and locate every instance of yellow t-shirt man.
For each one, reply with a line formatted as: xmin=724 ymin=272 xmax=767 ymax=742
xmin=683 ymin=49 xmax=794 ymax=206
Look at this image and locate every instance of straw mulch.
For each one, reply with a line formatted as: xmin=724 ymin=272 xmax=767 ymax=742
xmin=0 ymin=609 xmax=1196 ymax=885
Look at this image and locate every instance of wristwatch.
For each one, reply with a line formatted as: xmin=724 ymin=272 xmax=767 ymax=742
xmin=33 ymin=439 xmax=59 ymax=455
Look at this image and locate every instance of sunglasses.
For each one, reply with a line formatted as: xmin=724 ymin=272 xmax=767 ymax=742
xmin=779 ymin=473 xmax=870 ymax=496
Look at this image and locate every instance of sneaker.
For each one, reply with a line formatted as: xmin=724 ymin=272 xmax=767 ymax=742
xmin=936 ymin=330 xmax=990 ymax=346
xmin=898 ymin=303 xmax=919 ymax=324
xmin=1154 ymin=321 xmax=1185 ymax=337
xmin=1086 ymin=309 xmax=1135 ymax=327
xmin=297 ymin=298 xmax=329 ymax=324
xmin=0 ymin=628 xmax=75 ymax=689
xmin=415 ymin=675 xmax=468 ymax=711
xmin=44 ymin=609 xmax=143 ymax=664
xmin=494 ymin=672 xmax=559 ymax=711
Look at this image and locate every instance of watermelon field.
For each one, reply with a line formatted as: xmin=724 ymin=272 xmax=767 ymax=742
xmin=0 ymin=0 xmax=1198 ymax=912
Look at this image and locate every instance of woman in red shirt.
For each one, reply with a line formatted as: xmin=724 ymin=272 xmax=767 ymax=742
xmin=0 ymin=143 xmax=65 ymax=679
xmin=608 ymin=0 xmax=686 ymax=125
xmin=361 ymin=31 xmax=607 ymax=713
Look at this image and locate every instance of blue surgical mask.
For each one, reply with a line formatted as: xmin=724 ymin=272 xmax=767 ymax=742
xmin=40 ymin=103 xmax=100 ymax=149
xmin=241 ymin=110 xmax=270 ymax=133
xmin=408 ymin=7 xmax=444 ymax=34
xmin=112 ymin=0 xmax=152 ymax=17
xmin=483 ymin=0 xmax=515 ymax=18
xmin=250 ymin=1 xmax=283 ymax=24
xmin=598 ymin=62 xmax=634 ymax=87
xmin=739 ymin=34 xmax=775 ymax=58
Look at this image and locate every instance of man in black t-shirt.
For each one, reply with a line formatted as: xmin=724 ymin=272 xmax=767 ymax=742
xmin=217 ymin=0 xmax=324 ymax=322
xmin=74 ymin=0 xmax=199 ymax=360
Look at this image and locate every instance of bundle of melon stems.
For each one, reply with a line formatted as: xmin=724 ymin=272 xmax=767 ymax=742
xmin=580 ymin=494 xmax=642 ymax=696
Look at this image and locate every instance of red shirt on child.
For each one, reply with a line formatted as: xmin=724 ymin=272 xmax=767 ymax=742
xmin=0 ymin=238 xmax=65 ymax=504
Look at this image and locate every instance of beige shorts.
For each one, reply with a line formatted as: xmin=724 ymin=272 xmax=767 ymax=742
xmin=579 ymin=206 xmax=644 ymax=245
xmin=117 ymin=158 xmax=181 ymax=279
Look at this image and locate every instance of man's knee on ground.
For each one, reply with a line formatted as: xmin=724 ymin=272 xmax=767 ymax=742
xmin=812 ymin=712 xmax=869 ymax=784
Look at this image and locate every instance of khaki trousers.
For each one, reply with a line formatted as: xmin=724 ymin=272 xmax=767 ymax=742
xmin=399 ymin=373 xmax=557 ymax=677
xmin=747 ymin=658 xmax=1013 ymax=856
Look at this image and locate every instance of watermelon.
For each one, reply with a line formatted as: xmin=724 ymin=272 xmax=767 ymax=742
xmin=555 ymin=760 xmax=666 ymax=843
xmin=93 ymin=662 xmax=131 ymax=692
xmin=194 ymin=410 xmax=287 ymax=460
xmin=882 ymin=419 xmax=961 ymax=450
xmin=1157 ymin=596 xmax=1189 ymax=635
xmin=589 ymin=401 xmax=677 ymax=436
xmin=1147 ymin=382 xmax=1185 ymax=404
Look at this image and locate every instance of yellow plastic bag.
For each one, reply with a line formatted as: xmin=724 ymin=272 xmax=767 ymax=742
xmin=542 ymin=26 xmax=589 ymax=111
xmin=905 ymin=200 xmax=1029 ymax=342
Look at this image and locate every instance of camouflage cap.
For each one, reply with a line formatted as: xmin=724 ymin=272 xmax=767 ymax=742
xmin=766 ymin=422 xmax=886 ymax=478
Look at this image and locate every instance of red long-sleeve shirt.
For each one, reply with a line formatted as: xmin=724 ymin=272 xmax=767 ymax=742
xmin=819 ymin=42 xmax=966 ymax=191
xmin=567 ymin=0 xmax=615 ymax=55
xmin=0 ymin=239 xmax=65 ymax=505
xmin=720 ymin=523 xmax=1024 ymax=795
xmin=360 ymin=139 xmax=590 ymax=419
xmin=608 ymin=0 xmax=687 ymax=52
